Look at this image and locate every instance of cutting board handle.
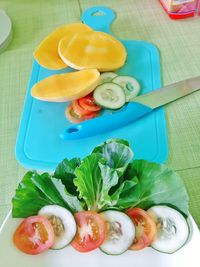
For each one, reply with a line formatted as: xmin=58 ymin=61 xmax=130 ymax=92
xmin=81 ymin=6 xmax=115 ymax=33
xmin=60 ymin=103 xmax=153 ymax=140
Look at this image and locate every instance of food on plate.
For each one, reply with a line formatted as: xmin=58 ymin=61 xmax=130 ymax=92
xmin=31 ymin=69 xmax=100 ymax=102
xmin=34 ymin=23 xmax=92 ymax=70
xmin=93 ymin=82 xmax=126 ymax=109
xmin=12 ymin=139 xmax=189 ymax=255
xmin=148 ymin=205 xmax=190 ymax=254
xmin=126 ymin=208 xmax=157 ymax=250
xmin=58 ymin=31 xmax=127 ymax=71
xmin=13 ymin=216 xmax=54 ymax=255
xmin=100 ymin=210 xmax=135 ymax=255
xmin=71 ymin=211 xmax=106 ymax=252
xmin=100 ymin=72 xmax=118 ymax=84
xmin=112 ymin=75 xmax=141 ymax=101
xmin=38 ymin=205 xmax=76 ymax=250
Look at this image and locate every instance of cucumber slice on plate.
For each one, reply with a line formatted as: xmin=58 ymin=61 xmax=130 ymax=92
xmin=38 ymin=205 xmax=76 ymax=250
xmin=100 ymin=210 xmax=135 ymax=255
xmin=100 ymin=72 xmax=118 ymax=84
xmin=93 ymin=82 xmax=126 ymax=109
xmin=112 ymin=75 xmax=141 ymax=101
xmin=148 ymin=205 xmax=190 ymax=254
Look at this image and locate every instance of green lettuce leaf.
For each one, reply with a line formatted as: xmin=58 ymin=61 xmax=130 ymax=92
xmin=97 ymin=162 xmax=119 ymax=209
xmin=31 ymin=172 xmax=82 ymax=212
xmin=31 ymin=172 xmax=68 ymax=207
xmin=54 ymin=158 xmax=81 ymax=195
xmin=74 ymin=154 xmax=121 ymax=211
xmin=74 ymin=153 xmax=103 ymax=210
xmin=12 ymin=139 xmax=189 ymax=219
xmin=12 ymin=171 xmax=83 ymax=218
xmin=50 ymin=178 xmax=83 ymax=212
xmin=92 ymin=139 xmax=133 ymax=176
xmin=12 ymin=172 xmax=53 ymax=218
xmin=125 ymin=160 xmax=189 ymax=215
xmin=110 ymin=177 xmax=139 ymax=209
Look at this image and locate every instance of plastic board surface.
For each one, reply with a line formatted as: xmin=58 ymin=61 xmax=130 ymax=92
xmin=15 ymin=6 xmax=168 ymax=171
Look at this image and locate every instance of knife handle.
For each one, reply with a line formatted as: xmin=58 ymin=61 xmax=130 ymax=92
xmin=60 ymin=102 xmax=152 ymax=140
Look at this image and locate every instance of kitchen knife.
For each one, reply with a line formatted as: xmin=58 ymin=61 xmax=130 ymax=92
xmin=60 ymin=76 xmax=200 ymax=140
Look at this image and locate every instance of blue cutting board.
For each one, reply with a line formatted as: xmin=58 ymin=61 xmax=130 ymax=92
xmin=15 ymin=6 xmax=168 ymax=171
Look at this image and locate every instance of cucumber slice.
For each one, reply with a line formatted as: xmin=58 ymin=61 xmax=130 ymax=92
xmin=112 ymin=75 xmax=141 ymax=101
xmin=100 ymin=72 xmax=118 ymax=84
xmin=93 ymin=82 xmax=126 ymax=109
xmin=38 ymin=205 xmax=76 ymax=250
xmin=100 ymin=210 xmax=135 ymax=255
xmin=148 ymin=205 xmax=190 ymax=254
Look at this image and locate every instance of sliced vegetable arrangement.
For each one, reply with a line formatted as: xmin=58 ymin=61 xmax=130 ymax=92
xmin=148 ymin=205 xmax=190 ymax=254
xmin=12 ymin=139 xmax=190 ymax=255
xmin=13 ymin=216 xmax=55 ymax=255
xmin=64 ymin=73 xmax=141 ymax=123
xmin=65 ymin=94 xmax=101 ymax=124
xmin=38 ymin=205 xmax=76 ymax=250
xmin=31 ymin=22 xmax=142 ymax=124
xmin=100 ymin=210 xmax=135 ymax=255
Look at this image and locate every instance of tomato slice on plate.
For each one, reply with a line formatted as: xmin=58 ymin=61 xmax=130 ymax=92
xmin=13 ymin=216 xmax=54 ymax=255
xmin=71 ymin=211 xmax=106 ymax=252
xmin=79 ymin=94 xmax=101 ymax=112
xmin=126 ymin=208 xmax=157 ymax=250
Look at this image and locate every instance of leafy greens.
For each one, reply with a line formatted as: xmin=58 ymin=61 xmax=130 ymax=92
xmin=12 ymin=139 xmax=189 ymax=218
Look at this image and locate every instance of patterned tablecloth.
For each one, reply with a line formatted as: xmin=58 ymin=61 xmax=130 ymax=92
xmin=0 ymin=0 xmax=200 ymax=227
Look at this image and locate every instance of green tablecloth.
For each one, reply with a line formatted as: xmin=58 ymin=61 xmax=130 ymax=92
xmin=0 ymin=0 xmax=200 ymax=227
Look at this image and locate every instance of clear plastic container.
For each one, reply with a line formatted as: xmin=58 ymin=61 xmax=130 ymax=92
xmin=159 ymin=0 xmax=200 ymax=19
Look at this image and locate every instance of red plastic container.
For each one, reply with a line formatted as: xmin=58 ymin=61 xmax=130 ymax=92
xmin=159 ymin=0 xmax=199 ymax=19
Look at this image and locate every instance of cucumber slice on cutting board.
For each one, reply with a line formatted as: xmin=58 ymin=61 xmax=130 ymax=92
xmin=112 ymin=75 xmax=141 ymax=101
xmin=100 ymin=72 xmax=118 ymax=84
xmin=100 ymin=210 xmax=135 ymax=255
xmin=39 ymin=205 xmax=76 ymax=250
xmin=93 ymin=82 xmax=126 ymax=109
xmin=148 ymin=205 xmax=190 ymax=254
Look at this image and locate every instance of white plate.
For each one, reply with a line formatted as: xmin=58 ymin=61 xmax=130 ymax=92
xmin=0 ymin=9 xmax=12 ymax=53
xmin=0 ymin=211 xmax=200 ymax=267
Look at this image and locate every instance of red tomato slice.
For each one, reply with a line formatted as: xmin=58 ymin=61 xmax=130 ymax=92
xmin=13 ymin=216 xmax=54 ymax=255
xmin=126 ymin=208 xmax=157 ymax=250
xmin=82 ymin=111 xmax=98 ymax=120
xmin=65 ymin=104 xmax=83 ymax=124
xmin=72 ymin=100 xmax=94 ymax=116
xmin=65 ymin=104 xmax=98 ymax=124
xmin=79 ymin=94 xmax=101 ymax=112
xmin=71 ymin=211 xmax=106 ymax=252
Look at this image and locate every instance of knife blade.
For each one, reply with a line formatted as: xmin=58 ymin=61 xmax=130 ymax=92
xmin=60 ymin=76 xmax=200 ymax=140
